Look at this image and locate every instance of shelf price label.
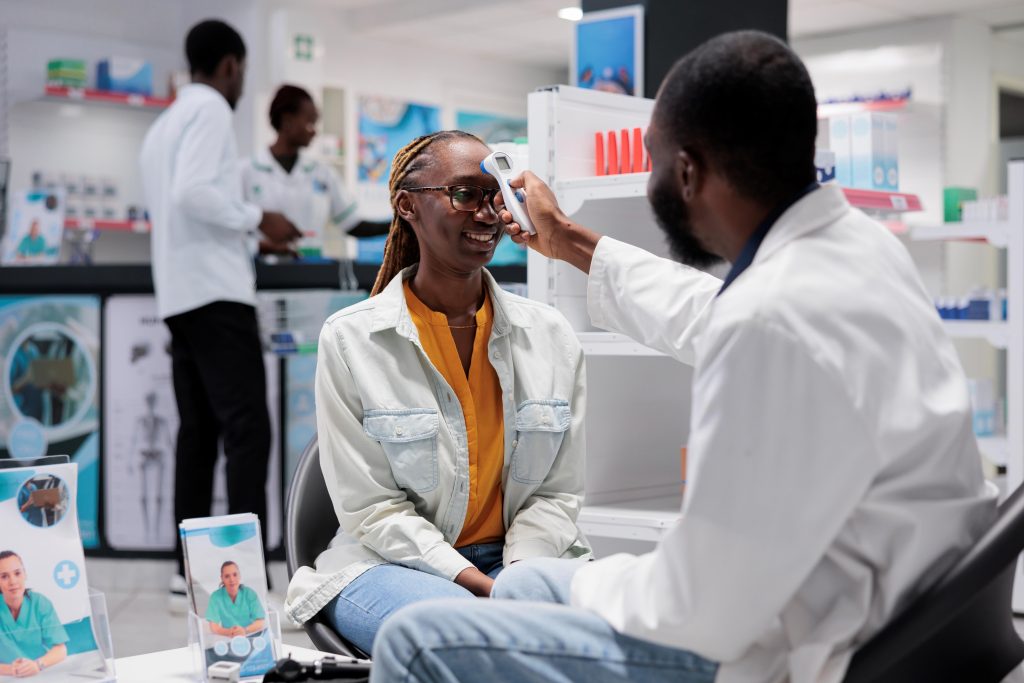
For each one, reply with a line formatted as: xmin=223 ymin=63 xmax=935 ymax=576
xmin=889 ymin=195 xmax=909 ymax=211
xmin=126 ymin=94 xmax=145 ymax=107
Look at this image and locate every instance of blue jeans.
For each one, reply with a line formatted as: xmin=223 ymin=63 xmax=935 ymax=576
xmin=325 ymin=542 xmax=505 ymax=654
xmin=372 ymin=557 xmax=719 ymax=683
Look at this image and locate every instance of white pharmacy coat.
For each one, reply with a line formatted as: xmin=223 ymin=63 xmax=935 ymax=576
xmin=240 ymin=147 xmax=359 ymax=257
xmin=571 ymin=183 xmax=997 ymax=683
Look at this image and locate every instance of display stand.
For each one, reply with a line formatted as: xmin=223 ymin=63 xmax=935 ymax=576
xmin=17 ymin=589 xmax=116 ymax=682
xmin=187 ymin=608 xmax=283 ymax=682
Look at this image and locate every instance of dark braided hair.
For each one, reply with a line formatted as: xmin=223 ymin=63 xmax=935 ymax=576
xmin=370 ymin=130 xmax=483 ymax=296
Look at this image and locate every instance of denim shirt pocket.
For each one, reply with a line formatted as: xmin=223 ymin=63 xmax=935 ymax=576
xmin=511 ymin=399 xmax=571 ymax=484
xmin=363 ymin=409 xmax=440 ymax=493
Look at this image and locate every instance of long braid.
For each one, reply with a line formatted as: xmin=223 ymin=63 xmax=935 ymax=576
xmin=370 ymin=130 xmax=483 ymax=295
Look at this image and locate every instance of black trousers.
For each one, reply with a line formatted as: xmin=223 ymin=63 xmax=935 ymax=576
xmin=166 ymin=301 xmax=271 ymax=578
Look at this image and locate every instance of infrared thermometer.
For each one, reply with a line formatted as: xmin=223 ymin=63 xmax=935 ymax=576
xmin=481 ymin=151 xmax=536 ymax=235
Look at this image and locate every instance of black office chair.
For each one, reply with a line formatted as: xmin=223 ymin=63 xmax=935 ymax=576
xmin=843 ymin=483 xmax=1024 ymax=683
xmin=285 ymin=436 xmax=370 ymax=660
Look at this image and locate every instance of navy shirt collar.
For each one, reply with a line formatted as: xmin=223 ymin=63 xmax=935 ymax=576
xmin=718 ymin=182 xmax=820 ymax=295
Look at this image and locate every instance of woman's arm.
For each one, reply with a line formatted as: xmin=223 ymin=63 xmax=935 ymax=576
xmin=316 ymin=322 xmax=473 ymax=582
xmin=208 ymin=621 xmax=232 ymax=636
xmin=39 ymin=644 xmax=66 ymax=669
xmin=244 ymin=619 xmax=265 ymax=634
xmin=504 ymin=349 xmax=588 ymax=564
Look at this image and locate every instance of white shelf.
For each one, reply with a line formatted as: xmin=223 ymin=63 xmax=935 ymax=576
xmin=576 ymin=332 xmax=664 ymax=357
xmin=555 ymin=174 xmax=649 ymax=214
xmin=578 ymin=495 xmax=682 ymax=541
xmin=978 ymin=436 xmax=1008 ymax=468
xmin=911 ymin=221 xmax=1011 ymax=247
xmin=942 ymin=320 xmax=1009 ymax=348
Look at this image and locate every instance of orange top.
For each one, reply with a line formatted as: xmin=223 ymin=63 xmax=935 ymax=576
xmin=404 ymin=281 xmax=505 ymax=547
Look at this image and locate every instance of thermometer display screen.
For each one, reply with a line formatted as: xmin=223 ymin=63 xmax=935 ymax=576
xmin=496 ymin=156 xmax=511 ymax=171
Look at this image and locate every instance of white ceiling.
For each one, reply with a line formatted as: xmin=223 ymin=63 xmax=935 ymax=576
xmin=291 ymin=0 xmax=1024 ymax=68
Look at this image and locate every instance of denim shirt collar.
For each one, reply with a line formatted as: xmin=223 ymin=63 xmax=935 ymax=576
xmin=719 ymin=181 xmax=820 ymax=296
xmin=370 ymin=266 xmax=529 ymax=336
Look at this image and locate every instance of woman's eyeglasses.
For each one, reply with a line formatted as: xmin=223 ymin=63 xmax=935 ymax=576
xmin=405 ymin=185 xmax=501 ymax=213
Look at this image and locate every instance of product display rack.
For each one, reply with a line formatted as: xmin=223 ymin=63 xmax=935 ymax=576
xmin=527 ymin=86 xmax=693 ymax=546
xmin=912 ymin=160 xmax=1024 ymax=611
xmin=64 ymin=217 xmax=151 ymax=233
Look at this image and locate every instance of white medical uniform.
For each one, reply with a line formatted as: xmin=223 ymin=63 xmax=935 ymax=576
xmin=571 ymin=183 xmax=997 ymax=683
xmin=240 ymin=147 xmax=359 ymax=256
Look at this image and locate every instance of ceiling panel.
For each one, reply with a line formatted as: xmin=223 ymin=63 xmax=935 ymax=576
xmin=789 ymin=1 xmax=910 ymax=37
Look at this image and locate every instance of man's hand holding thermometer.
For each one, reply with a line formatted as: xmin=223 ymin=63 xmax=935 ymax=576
xmin=491 ymin=163 xmax=604 ymax=275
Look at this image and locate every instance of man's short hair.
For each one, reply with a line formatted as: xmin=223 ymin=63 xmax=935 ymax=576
xmin=658 ymin=31 xmax=817 ymax=205
xmin=269 ymin=85 xmax=314 ymax=131
xmin=185 ymin=19 xmax=246 ymax=77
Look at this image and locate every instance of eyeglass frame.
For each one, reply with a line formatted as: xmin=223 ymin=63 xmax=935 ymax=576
xmin=403 ymin=185 xmax=502 ymax=214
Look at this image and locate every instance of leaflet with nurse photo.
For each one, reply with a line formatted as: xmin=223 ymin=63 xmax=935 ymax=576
xmin=179 ymin=513 xmax=275 ymax=678
xmin=0 ymin=461 xmax=108 ymax=681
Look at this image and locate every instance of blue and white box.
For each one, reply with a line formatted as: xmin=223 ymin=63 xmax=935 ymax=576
xmin=814 ymin=149 xmax=836 ymax=184
xmin=850 ymin=112 xmax=893 ymax=190
xmin=828 ymin=116 xmax=852 ymax=187
xmin=882 ymin=114 xmax=899 ymax=191
xmin=96 ymin=58 xmax=153 ymax=96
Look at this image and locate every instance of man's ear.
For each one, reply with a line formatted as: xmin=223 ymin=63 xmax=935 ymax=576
xmin=395 ymin=190 xmax=417 ymax=225
xmin=676 ymin=148 xmax=701 ymax=202
xmin=219 ymin=54 xmax=239 ymax=82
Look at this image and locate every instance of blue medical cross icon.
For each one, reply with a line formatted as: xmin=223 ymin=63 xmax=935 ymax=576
xmin=54 ymin=560 xmax=80 ymax=589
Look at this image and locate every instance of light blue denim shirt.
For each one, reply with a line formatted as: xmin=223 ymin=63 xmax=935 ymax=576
xmin=285 ymin=267 xmax=591 ymax=624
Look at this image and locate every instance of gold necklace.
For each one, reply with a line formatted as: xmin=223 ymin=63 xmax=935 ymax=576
xmin=446 ymin=322 xmax=478 ymax=329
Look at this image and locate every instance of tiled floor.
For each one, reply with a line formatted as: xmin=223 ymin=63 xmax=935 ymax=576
xmin=86 ymin=558 xmax=313 ymax=659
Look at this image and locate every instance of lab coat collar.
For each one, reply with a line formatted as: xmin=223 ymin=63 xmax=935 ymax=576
xmin=753 ymin=183 xmax=850 ymax=266
xmin=369 ymin=266 xmax=528 ymax=337
xmin=254 ymin=146 xmax=316 ymax=177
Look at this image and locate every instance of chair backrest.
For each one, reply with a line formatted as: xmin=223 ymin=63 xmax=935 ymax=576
xmin=843 ymin=484 xmax=1024 ymax=683
xmin=285 ymin=436 xmax=340 ymax=578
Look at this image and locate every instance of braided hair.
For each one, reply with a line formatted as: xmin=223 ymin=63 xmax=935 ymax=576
xmin=370 ymin=130 xmax=483 ymax=296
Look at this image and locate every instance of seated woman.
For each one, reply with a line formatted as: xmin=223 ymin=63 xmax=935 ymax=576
xmin=285 ymin=130 xmax=590 ymax=654
xmin=206 ymin=561 xmax=265 ymax=637
xmin=0 ymin=551 xmax=68 ymax=678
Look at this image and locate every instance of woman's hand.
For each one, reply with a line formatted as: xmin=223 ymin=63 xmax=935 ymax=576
xmin=12 ymin=657 xmax=41 ymax=677
xmin=230 ymin=626 xmax=246 ymax=637
xmin=454 ymin=567 xmax=495 ymax=598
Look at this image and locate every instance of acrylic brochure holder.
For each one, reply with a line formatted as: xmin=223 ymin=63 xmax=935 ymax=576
xmin=188 ymin=607 xmax=283 ymax=682
xmin=7 ymin=589 xmax=117 ymax=682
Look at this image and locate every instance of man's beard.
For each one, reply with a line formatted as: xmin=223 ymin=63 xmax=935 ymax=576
xmin=650 ymin=183 xmax=723 ymax=269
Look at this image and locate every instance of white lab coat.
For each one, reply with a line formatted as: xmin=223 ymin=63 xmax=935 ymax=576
xmin=571 ymin=183 xmax=997 ymax=683
xmin=240 ymin=147 xmax=359 ymax=257
xmin=140 ymin=83 xmax=261 ymax=320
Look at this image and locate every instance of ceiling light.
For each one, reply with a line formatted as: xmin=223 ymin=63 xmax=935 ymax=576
xmin=558 ymin=7 xmax=583 ymax=21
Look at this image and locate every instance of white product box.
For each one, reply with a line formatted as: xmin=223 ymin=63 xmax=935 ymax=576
xmin=850 ymin=112 xmax=888 ymax=190
xmin=828 ymin=116 xmax=852 ymax=187
xmin=882 ymin=114 xmax=899 ymax=191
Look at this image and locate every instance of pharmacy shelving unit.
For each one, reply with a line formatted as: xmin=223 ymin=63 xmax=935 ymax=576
xmin=526 ymin=86 xmax=692 ymax=552
xmin=911 ymin=160 xmax=1024 ymax=611
xmin=43 ymin=85 xmax=173 ymax=110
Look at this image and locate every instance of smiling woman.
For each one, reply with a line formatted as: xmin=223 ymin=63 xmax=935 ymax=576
xmin=284 ymin=130 xmax=593 ymax=654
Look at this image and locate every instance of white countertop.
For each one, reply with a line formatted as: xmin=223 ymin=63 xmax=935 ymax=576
xmin=114 ymin=644 xmax=330 ymax=682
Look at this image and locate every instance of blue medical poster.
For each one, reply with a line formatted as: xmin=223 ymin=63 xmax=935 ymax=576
xmin=0 ymin=296 xmax=100 ymax=548
xmin=456 ymin=111 xmax=527 ymax=145
xmin=573 ymin=6 xmax=644 ymax=96
xmin=357 ymin=97 xmax=441 ymax=184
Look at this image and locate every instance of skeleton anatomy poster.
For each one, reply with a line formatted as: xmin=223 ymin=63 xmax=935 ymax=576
xmin=103 ymin=296 xmax=282 ymax=551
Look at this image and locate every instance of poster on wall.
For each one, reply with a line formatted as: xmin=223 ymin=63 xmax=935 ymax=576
xmin=0 ymin=296 xmax=101 ymax=548
xmin=356 ymin=96 xmax=441 ymax=219
xmin=571 ymin=5 xmax=645 ymax=97
xmin=455 ymin=111 xmax=528 ymax=145
xmin=103 ymin=296 xmax=283 ymax=552
xmin=1 ymin=189 xmax=65 ymax=265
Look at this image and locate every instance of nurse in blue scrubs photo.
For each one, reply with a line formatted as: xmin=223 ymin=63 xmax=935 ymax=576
xmin=0 ymin=551 xmax=68 ymax=678
xmin=206 ymin=561 xmax=265 ymax=637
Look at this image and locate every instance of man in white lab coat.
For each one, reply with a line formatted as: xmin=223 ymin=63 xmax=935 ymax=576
xmin=139 ymin=20 xmax=301 ymax=610
xmin=370 ymin=30 xmax=997 ymax=683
